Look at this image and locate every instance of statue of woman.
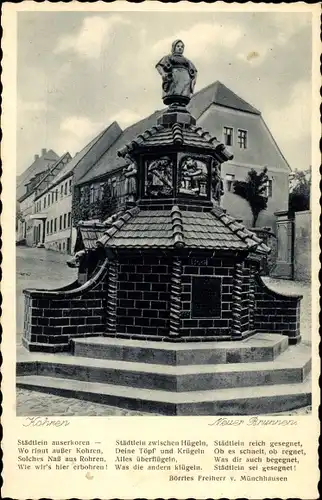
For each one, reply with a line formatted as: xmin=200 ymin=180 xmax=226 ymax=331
xmin=122 ymin=160 xmax=138 ymax=203
xmin=211 ymin=163 xmax=224 ymax=204
xmin=156 ymin=40 xmax=197 ymax=105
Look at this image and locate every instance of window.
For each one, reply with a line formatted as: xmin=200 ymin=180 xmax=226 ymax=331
xmin=90 ymin=184 xmax=94 ymax=203
xmin=225 ymin=173 xmax=235 ymax=192
xmin=99 ymin=183 xmax=105 ymax=200
xmin=46 ymin=221 xmax=49 ymax=234
xmin=264 ymin=179 xmax=273 ymax=198
xmin=50 ymin=219 xmax=53 ymax=233
xmin=51 ymin=191 xmax=54 ymax=204
xmin=59 ymin=215 xmax=62 ymax=230
xmin=111 ymin=177 xmax=117 ymax=197
xmin=68 ymin=212 xmax=71 ymax=228
xmin=55 ymin=189 xmax=58 ymax=202
xmin=63 ymin=213 xmax=67 ymax=229
xmin=94 ymin=185 xmax=101 ymax=202
xmin=64 ymin=182 xmax=68 ymax=195
xmin=223 ymin=127 xmax=233 ymax=146
xmin=54 ymin=218 xmax=57 ymax=232
xmin=237 ymin=129 xmax=248 ymax=149
xmin=48 ymin=194 xmax=51 ymax=206
xmin=44 ymin=197 xmax=46 ymax=209
xmin=69 ymin=179 xmax=72 ymax=193
xmin=61 ymin=185 xmax=64 ymax=198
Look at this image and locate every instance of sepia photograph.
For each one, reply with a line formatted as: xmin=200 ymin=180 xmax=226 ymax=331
xmin=14 ymin=8 xmax=314 ymax=418
xmin=2 ymin=4 xmax=319 ymax=499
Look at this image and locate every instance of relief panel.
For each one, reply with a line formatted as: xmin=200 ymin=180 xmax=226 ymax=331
xmin=178 ymin=156 xmax=208 ymax=198
xmin=145 ymin=156 xmax=174 ymax=197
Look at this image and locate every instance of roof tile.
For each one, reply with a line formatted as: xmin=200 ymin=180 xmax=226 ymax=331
xmin=91 ymin=207 xmax=269 ymax=254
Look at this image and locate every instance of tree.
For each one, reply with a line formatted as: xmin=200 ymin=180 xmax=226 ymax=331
xmin=289 ymin=167 xmax=311 ymax=213
xmin=72 ymin=182 xmax=118 ymax=225
xmin=233 ymin=167 xmax=269 ymax=227
xmin=94 ymin=182 xmax=118 ymax=221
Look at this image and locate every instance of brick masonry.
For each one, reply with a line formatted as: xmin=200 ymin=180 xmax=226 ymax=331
xmin=116 ymin=252 xmax=172 ymax=339
xmin=113 ymin=252 xmax=255 ymax=341
xmin=22 ymin=258 xmax=109 ymax=352
xmin=179 ymin=255 xmax=234 ymax=339
xmin=254 ymin=275 xmax=302 ymax=343
xmin=22 ymin=250 xmax=303 ymax=352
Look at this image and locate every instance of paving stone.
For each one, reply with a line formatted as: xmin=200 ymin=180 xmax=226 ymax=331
xmin=16 ymin=388 xmax=156 ymax=416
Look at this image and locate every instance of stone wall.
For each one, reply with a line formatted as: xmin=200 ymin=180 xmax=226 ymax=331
xmin=294 ymin=210 xmax=311 ymax=282
xmin=254 ymin=276 xmax=302 ymax=344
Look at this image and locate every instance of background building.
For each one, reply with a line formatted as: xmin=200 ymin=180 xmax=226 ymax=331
xmin=17 ymin=81 xmax=291 ymax=252
xmin=32 ymin=122 xmax=122 ymax=253
xmin=74 ymin=81 xmax=290 ymax=231
xmin=16 ymin=148 xmax=59 ymax=244
xmin=189 ymin=82 xmax=290 ymax=229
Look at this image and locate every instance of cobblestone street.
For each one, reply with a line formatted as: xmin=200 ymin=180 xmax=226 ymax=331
xmin=16 ymin=389 xmax=156 ymax=416
xmin=16 ymin=246 xmax=313 ymax=417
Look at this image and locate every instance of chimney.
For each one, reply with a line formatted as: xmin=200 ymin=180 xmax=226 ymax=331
xmin=41 ymin=148 xmax=47 ymax=156
xmin=34 ymin=154 xmax=39 ymax=161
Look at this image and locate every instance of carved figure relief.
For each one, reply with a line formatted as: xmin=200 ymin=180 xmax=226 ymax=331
xmin=211 ymin=162 xmax=224 ymax=204
xmin=145 ymin=157 xmax=173 ymax=197
xmin=122 ymin=160 xmax=138 ymax=202
xmin=179 ymin=157 xmax=208 ymax=197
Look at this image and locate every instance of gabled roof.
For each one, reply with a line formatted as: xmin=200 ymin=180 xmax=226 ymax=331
xmin=78 ymin=205 xmax=269 ymax=255
xmin=188 ymin=80 xmax=261 ymax=119
xmin=16 ymin=149 xmax=59 ymax=200
xmin=76 ymin=111 xmax=163 ymax=186
xmin=33 ymin=152 xmax=72 ymax=196
xmin=35 ymin=122 xmax=122 ymax=198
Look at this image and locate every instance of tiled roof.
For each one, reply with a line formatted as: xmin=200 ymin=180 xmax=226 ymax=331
xmin=78 ymin=211 xmax=128 ymax=250
xmin=49 ymin=125 xmax=114 ymax=186
xmin=93 ymin=206 xmax=269 ymax=254
xmin=76 ymin=111 xmax=163 ymax=185
xmin=117 ymin=122 xmax=233 ymax=163
xmin=188 ymin=80 xmax=261 ymax=119
xmin=17 ymin=149 xmax=59 ymax=200
xmin=33 ymin=152 xmax=71 ymax=199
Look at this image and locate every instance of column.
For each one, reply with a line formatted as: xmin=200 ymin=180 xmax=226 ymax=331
xmin=106 ymin=259 xmax=118 ymax=335
xmin=248 ymin=264 xmax=256 ymax=332
xmin=169 ymin=256 xmax=182 ymax=338
xmin=42 ymin=219 xmax=46 ymax=244
xmin=231 ymin=261 xmax=243 ymax=339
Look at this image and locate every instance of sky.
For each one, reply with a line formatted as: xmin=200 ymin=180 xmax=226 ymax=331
xmin=17 ymin=10 xmax=312 ymax=175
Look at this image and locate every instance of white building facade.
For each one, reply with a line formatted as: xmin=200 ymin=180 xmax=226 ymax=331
xmin=33 ymin=173 xmax=74 ymax=253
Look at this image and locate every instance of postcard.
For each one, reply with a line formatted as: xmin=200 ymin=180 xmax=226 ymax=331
xmin=2 ymin=2 xmax=320 ymax=498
